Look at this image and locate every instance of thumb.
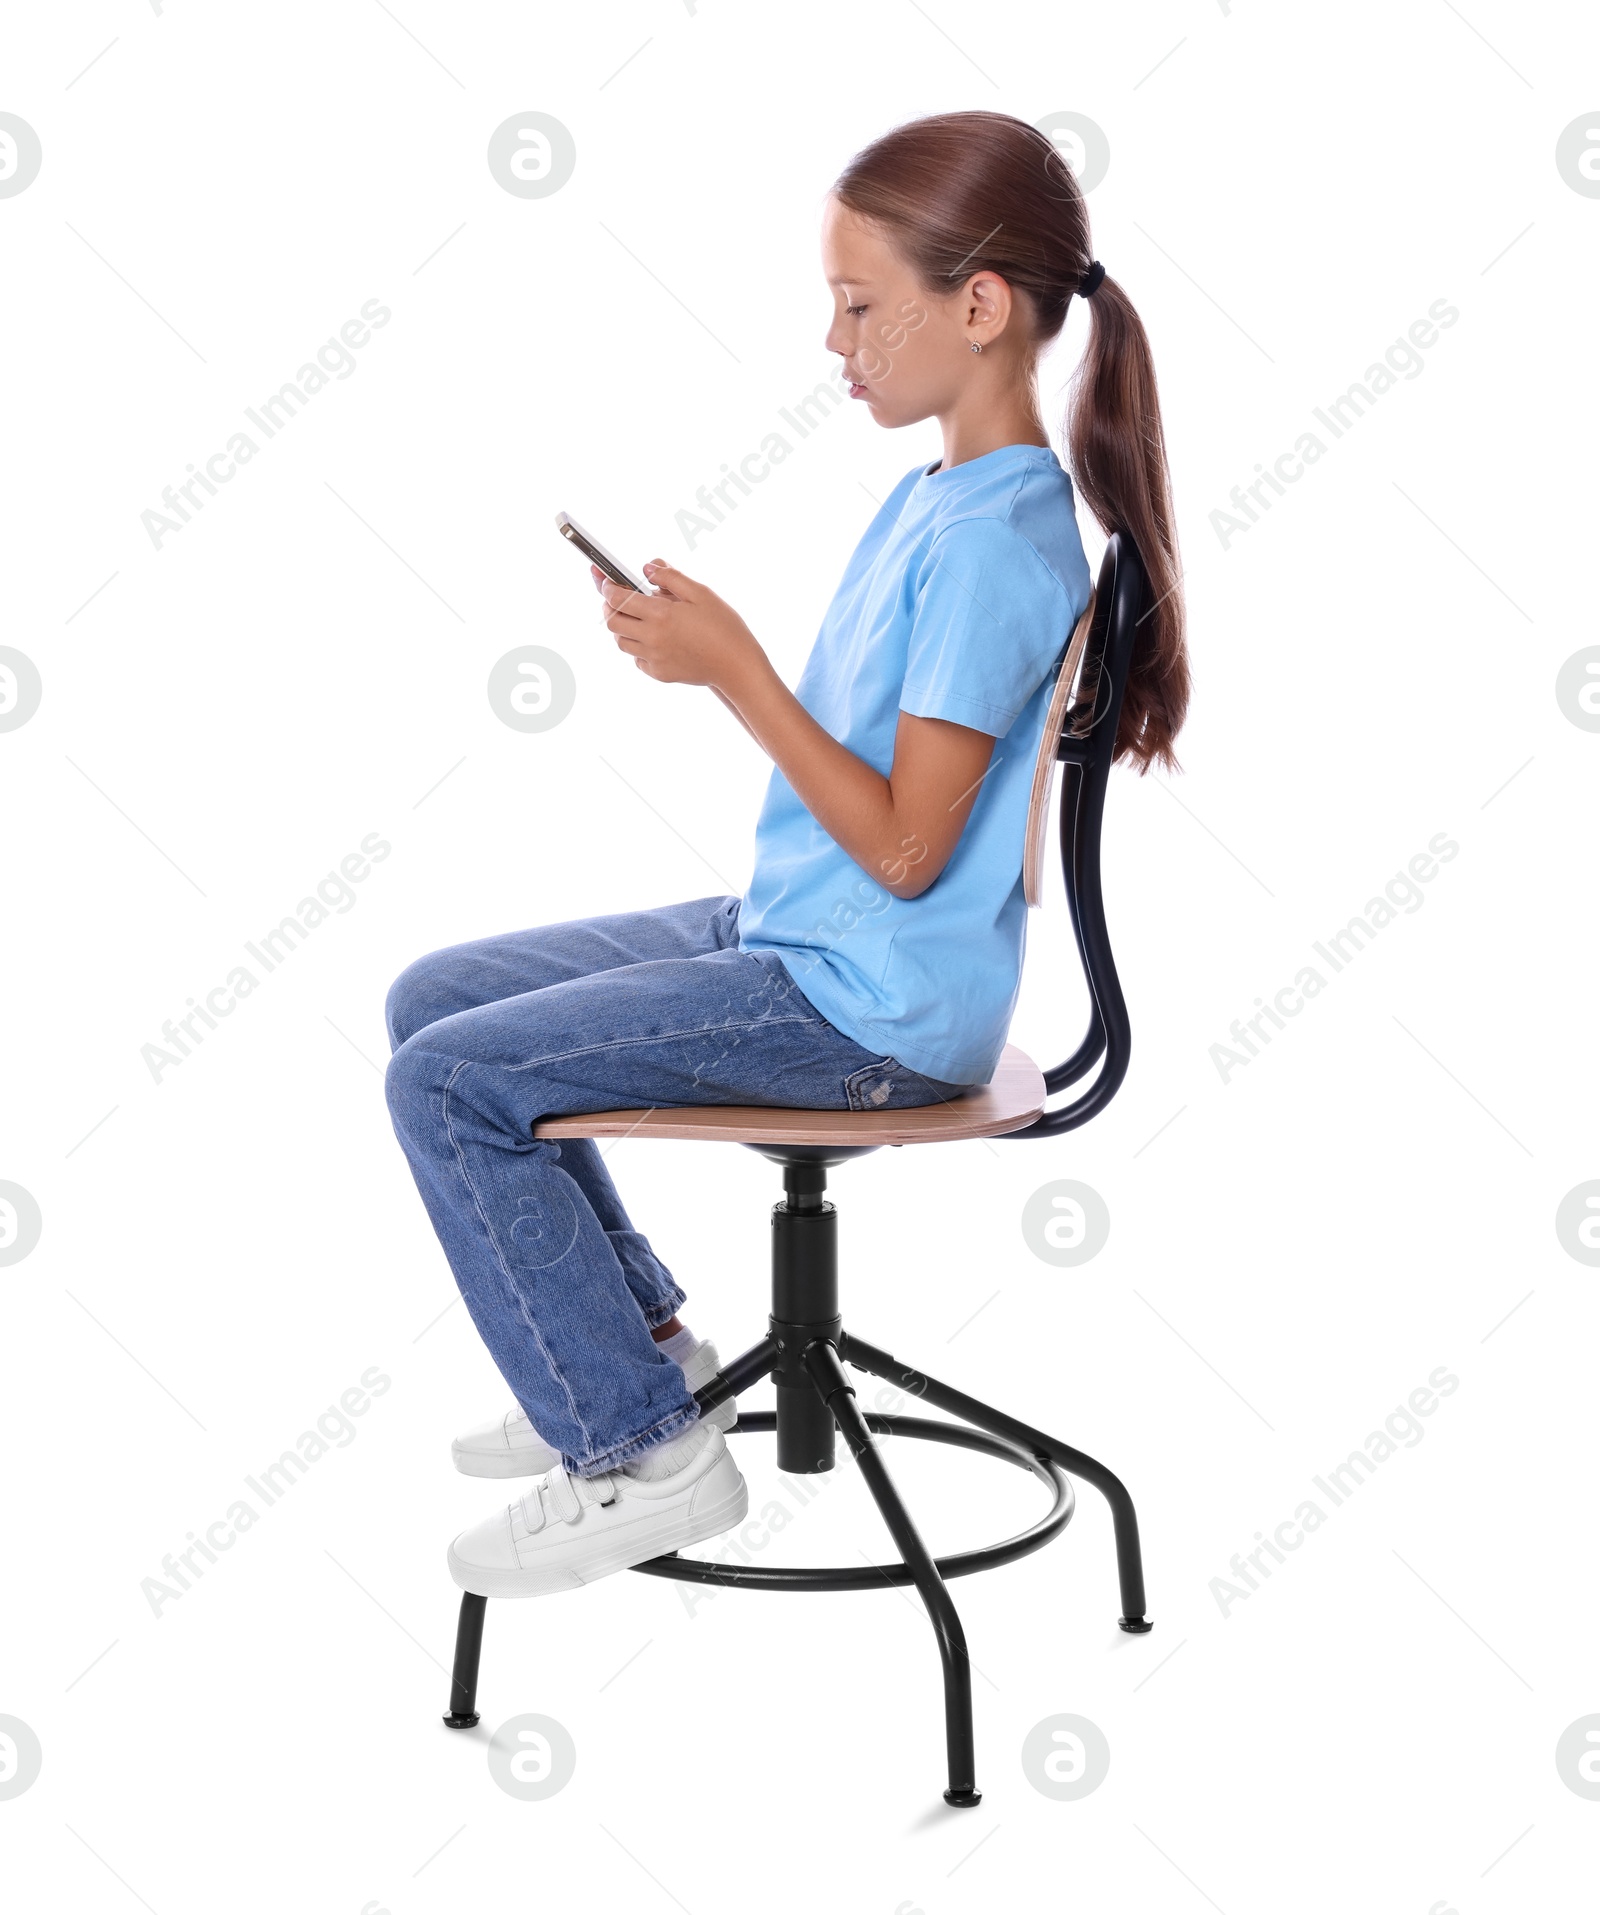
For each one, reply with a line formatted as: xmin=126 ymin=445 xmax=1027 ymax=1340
xmin=642 ymin=558 xmax=697 ymax=600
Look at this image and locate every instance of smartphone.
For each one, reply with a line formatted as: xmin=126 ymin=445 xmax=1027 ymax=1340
xmin=555 ymin=511 xmax=651 ymax=596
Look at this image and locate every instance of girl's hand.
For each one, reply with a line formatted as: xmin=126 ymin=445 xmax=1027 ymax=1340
xmin=593 ymin=560 xmax=768 ymax=695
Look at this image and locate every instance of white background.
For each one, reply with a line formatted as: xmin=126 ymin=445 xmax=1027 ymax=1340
xmin=2 ymin=2 xmax=1596 ymax=1910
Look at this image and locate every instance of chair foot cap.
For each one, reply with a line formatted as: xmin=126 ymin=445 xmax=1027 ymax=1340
xmin=442 ymin=1711 xmax=480 ymax=1729
xmin=1118 ymin=1615 xmax=1153 ymax=1634
xmin=943 ymin=1787 xmax=983 ymax=1808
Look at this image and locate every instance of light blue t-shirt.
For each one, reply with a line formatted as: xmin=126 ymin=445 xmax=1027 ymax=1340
xmin=737 ymin=442 xmax=1091 ymax=1085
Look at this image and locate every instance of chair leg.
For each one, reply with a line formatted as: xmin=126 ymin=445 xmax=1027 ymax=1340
xmin=803 ymin=1338 xmax=982 ymax=1807
xmin=692 ymin=1332 xmax=779 ymax=1420
xmin=443 ymin=1592 xmax=487 ymax=1727
xmin=840 ymin=1331 xmax=1152 ymax=1632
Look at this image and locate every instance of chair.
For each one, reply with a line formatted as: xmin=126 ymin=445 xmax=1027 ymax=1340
xmin=441 ymin=532 xmax=1154 ymax=1808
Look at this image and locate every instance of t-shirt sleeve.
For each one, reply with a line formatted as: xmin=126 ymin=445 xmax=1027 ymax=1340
xmin=898 ymin=518 xmax=1073 ymax=739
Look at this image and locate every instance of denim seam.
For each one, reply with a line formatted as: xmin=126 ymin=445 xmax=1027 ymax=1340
xmin=490 ymin=1013 xmax=828 ymax=1078
xmin=570 ymin=1399 xmax=700 ymax=1477
xmin=603 ymin=1230 xmax=686 ymax=1324
xmin=640 ymin=1288 xmax=687 ymax=1330
xmin=439 ymin=1056 xmax=593 ymax=1455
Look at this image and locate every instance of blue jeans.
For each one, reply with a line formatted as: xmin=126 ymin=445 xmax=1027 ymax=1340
xmin=384 ymin=895 xmax=966 ymax=1477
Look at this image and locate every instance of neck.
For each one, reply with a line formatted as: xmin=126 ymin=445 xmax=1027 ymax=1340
xmin=937 ymin=374 xmax=1050 ymax=470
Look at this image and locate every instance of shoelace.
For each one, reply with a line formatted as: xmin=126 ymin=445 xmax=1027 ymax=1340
xmin=514 ymin=1463 xmax=617 ymax=1535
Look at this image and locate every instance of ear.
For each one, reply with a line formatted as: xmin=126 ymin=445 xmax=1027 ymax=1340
xmin=963 ymin=269 xmax=1016 ymax=345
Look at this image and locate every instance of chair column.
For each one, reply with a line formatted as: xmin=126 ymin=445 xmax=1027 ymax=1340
xmin=769 ymin=1162 xmax=840 ymax=1473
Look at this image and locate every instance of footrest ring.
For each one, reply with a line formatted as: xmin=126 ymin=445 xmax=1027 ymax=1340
xmin=628 ymin=1410 xmax=1074 ymax=1592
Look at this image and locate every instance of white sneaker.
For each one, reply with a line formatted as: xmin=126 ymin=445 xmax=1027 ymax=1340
xmin=451 ymin=1338 xmax=737 ymax=1478
xmin=447 ymin=1425 xmax=749 ymax=1597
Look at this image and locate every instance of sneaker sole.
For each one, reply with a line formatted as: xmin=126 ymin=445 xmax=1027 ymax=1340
xmin=451 ymin=1392 xmax=738 ymax=1480
xmin=447 ymin=1459 xmax=749 ymax=1598
xmin=450 ymin=1439 xmax=561 ymax=1480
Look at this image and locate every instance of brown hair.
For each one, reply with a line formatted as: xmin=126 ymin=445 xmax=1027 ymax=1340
xmin=833 ymin=110 xmax=1188 ymax=773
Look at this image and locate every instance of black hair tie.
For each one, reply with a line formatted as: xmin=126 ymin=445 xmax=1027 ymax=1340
xmin=1079 ymin=260 xmax=1106 ymax=299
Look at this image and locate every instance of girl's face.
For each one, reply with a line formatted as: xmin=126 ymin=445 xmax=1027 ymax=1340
xmin=821 ymin=195 xmax=1020 ymax=428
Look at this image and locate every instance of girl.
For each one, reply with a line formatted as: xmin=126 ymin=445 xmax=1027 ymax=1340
xmin=384 ymin=109 xmax=1188 ymax=1598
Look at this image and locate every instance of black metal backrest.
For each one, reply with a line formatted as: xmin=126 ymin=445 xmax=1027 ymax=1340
xmin=1007 ymin=531 xmax=1148 ymax=1139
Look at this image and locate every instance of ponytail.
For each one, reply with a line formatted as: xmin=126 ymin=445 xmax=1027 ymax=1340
xmin=1067 ymin=272 xmax=1188 ymax=771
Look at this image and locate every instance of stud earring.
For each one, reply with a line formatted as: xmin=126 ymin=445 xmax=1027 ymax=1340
xmin=969 ymin=341 xmax=983 ymax=355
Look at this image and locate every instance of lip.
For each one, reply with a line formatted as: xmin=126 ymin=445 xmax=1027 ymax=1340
xmin=847 ymin=381 xmax=868 ymax=399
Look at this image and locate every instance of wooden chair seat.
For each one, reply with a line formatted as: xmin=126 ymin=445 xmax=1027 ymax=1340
xmin=533 ymin=1043 xmax=1046 ymax=1148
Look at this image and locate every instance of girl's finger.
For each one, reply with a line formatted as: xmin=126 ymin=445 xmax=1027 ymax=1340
xmin=641 ymin=559 xmax=696 ymax=599
xmin=601 ymin=582 xmax=652 ymax=619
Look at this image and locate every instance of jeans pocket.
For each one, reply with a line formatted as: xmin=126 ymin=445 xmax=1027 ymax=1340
xmin=844 ymin=1055 xmax=967 ymax=1112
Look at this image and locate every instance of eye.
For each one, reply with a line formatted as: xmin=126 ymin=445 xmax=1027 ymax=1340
xmin=846 ymin=303 xmax=867 ymax=318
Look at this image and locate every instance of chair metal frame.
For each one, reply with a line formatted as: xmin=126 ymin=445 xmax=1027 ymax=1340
xmin=442 ymin=532 xmax=1155 ymax=1807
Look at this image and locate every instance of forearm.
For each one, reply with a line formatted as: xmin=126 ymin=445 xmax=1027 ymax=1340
xmin=598 ymin=559 xmax=989 ymax=897
xmin=711 ymin=685 xmax=760 ymax=744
